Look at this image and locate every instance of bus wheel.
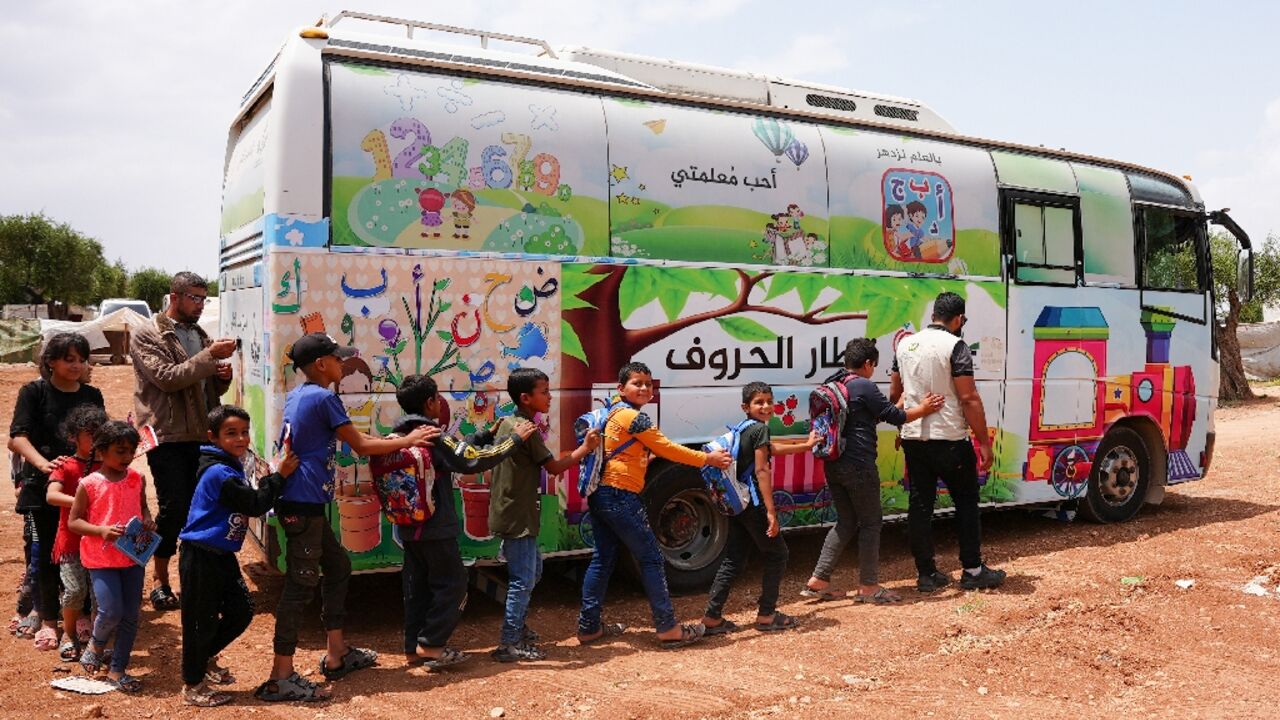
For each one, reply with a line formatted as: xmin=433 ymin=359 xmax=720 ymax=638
xmin=643 ymin=464 xmax=728 ymax=594
xmin=1079 ymin=426 xmax=1150 ymax=523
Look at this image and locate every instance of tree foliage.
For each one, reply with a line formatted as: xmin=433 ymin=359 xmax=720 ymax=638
xmin=0 ymin=213 xmax=108 ymax=306
xmin=127 ymin=267 xmax=174 ymax=313
xmin=1206 ymin=231 xmax=1280 ymax=400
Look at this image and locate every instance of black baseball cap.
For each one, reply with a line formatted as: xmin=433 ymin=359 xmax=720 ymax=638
xmin=288 ymin=333 xmax=356 ymax=370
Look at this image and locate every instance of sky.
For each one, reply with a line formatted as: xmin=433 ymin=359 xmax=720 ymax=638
xmin=2 ymin=0 xmax=1277 ymax=279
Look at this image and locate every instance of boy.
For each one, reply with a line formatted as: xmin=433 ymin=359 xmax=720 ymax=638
xmin=390 ymin=374 xmax=537 ymax=669
xmin=803 ymin=338 xmax=944 ymax=602
xmin=701 ymin=382 xmax=819 ymax=635
xmin=257 ymin=333 xmax=438 ymax=703
xmin=179 ymin=405 xmax=298 ymax=707
xmin=576 ymin=362 xmax=732 ymax=650
xmin=487 ymin=368 xmax=600 ymax=662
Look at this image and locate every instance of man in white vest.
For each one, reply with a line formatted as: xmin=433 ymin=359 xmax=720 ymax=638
xmin=890 ymin=292 xmax=1006 ymax=592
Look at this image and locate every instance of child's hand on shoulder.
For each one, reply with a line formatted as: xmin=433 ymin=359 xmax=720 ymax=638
xmin=511 ymin=420 xmax=538 ymax=441
xmin=405 ymin=424 xmax=441 ymax=448
xmin=705 ymin=449 xmax=732 ymax=469
xmin=278 ymin=448 xmax=300 ymax=477
xmin=101 ymin=523 xmax=124 ymax=541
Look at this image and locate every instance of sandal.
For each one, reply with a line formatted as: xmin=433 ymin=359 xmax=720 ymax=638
xmin=417 ymin=646 xmax=469 ymax=670
xmin=14 ymin=613 xmax=39 ymax=640
xmin=800 ymin=586 xmax=846 ymax=602
xmin=106 ymin=674 xmax=143 ymax=694
xmin=149 ymin=586 xmax=181 ymax=611
xmin=577 ymin=622 xmax=627 ymax=646
xmin=76 ymin=617 xmax=93 ymax=645
xmin=755 ymin=612 xmax=800 ymax=632
xmin=253 ymin=672 xmax=330 ymax=703
xmin=854 ymin=587 xmax=903 ymax=604
xmin=659 ymin=623 xmax=706 ymax=650
xmin=80 ymin=645 xmax=106 ymax=675
xmin=59 ymin=640 xmax=82 ymax=662
xmin=34 ymin=625 xmax=59 ymax=651
xmin=521 ymin=625 xmax=540 ymax=644
xmin=184 ymin=683 xmax=233 ymax=707
xmin=205 ymin=659 xmax=235 ymax=685
xmin=320 ymin=645 xmax=378 ymax=680
xmin=702 ymin=619 xmax=740 ymax=636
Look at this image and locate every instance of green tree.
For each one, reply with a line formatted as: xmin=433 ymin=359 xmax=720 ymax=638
xmin=92 ymin=259 xmax=130 ymax=303
xmin=1211 ymin=231 xmax=1280 ymax=400
xmin=207 ymin=279 xmax=219 ymax=297
xmin=128 ymin=267 xmax=174 ymax=314
xmin=0 ymin=213 xmax=108 ymax=310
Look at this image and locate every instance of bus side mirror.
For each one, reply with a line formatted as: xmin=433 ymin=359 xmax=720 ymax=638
xmin=1238 ymin=248 xmax=1254 ymax=303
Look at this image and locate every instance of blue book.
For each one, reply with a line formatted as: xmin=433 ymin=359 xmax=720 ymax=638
xmin=113 ymin=516 xmax=160 ymax=566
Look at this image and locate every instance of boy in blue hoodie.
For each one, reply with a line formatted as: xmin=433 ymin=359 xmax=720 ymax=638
xmin=178 ymin=405 xmax=298 ymax=707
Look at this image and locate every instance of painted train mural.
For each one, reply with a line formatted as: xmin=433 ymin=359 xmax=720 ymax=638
xmin=217 ymin=43 xmax=1223 ymax=582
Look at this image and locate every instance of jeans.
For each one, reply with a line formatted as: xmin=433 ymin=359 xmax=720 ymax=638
xmin=179 ymin=543 xmax=253 ymax=686
xmin=89 ymin=565 xmax=145 ymax=674
xmin=273 ymin=514 xmax=351 ymax=656
xmin=902 ymin=439 xmax=984 ymax=574
xmin=500 ymin=536 xmax=543 ymax=646
xmin=704 ymin=504 xmax=788 ymax=619
xmin=578 ymin=485 xmax=676 ymax=635
xmin=147 ymin=442 xmax=202 ymax=560
xmin=401 ymin=538 xmax=468 ymax=653
xmin=811 ymin=462 xmax=883 ymax=585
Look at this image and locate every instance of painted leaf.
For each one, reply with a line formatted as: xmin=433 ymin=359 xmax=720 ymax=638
xmin=618 ymin=269 xmax=656 ymax=322
xmin=436 ymin=330 xmax=452 ymax=341
xmin=822 ymin=281 xmax=866 ymax=315
xmin=680 ymin=267 xmax=740 ymax=301
xmin=763 ymin=273 xmax=827 ymax=311
xmin=715 ymin=316 xmax=778 ymax=342
xmin=561 ymin=319 xmax=587 ymax=364
xmin=561 ymin=265 xmax=607 ymax=311
xmin=392 ymin=339 xmax=408 ymax=354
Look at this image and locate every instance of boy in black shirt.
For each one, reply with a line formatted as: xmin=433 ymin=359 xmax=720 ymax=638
xmin=700 ymin=382 xmax=818 ymax=634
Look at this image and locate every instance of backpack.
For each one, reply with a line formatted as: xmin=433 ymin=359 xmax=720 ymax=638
xmin=809 ymin=370 xmax=853 ymax=461
xmin=700 ymin=418 xmax=762 ymax=516
xmin=574 ymin=402 xmax=637 ymax=498
xmin=368 ymin=441 xmax=436 ymax=526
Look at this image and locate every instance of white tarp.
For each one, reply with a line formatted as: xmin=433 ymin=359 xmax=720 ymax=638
xmin=36 ymin=299 xmax=221 ymax=352
xmin=1239 ymin=320 xmax=1280 ymax=380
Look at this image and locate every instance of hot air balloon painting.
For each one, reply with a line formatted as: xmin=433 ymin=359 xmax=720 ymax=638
xmin=752 ymin=118 xmax=794 ymax=163
xmin=785 ymin=139 xmax=809 ymax=169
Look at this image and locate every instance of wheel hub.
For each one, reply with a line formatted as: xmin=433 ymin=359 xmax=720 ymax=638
xmin=654 ymin=489 xmax=723 ymax=571
xmin=1097 ymin=444 xmax=1140 ymax=507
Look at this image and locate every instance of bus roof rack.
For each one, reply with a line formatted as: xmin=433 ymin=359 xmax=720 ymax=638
xmin=327 ymin=11 xmax=558 ymax=59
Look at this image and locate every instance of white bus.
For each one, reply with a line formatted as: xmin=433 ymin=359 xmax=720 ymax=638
xmin=218 ymin=12 xmax=1253 ymax=589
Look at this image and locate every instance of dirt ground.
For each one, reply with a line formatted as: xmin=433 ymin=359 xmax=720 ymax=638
xmin=1 ymin=364 xmax=1279 ymax=719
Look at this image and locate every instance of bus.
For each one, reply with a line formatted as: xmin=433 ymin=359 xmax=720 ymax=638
xmin=217 ymin=11 xmax=1254 ymax=591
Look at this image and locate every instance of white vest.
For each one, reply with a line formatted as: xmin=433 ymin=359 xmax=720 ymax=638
xmin=896 ymin=326 xmax=969 ymax=441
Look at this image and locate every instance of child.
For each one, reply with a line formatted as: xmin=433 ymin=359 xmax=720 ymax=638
xmin=701 ymin=382 xmax=819 ymax=635
xmin=904 ymin=201 xmax=929 ymax=259
xmin=46 ymin=404 xmax=109 ymax=661
xmin=576 ymin=362 xmax=732 ymax=650
xmin=487 ymin=368 xmax=600 ymax=662
xmin=257 ymin=333 xmax=438 ymax=703
xmin=8 ymin=331 xmax=105 ymax=651
xmin=178 ymin=405 xmax=299 ymax=707
xmin=67 ymin=421 xmax=153 ymax=693
xmin=390 ymin=374 xmax=537 ymax=669
xmin=802 ymin=338 xmax=943 ymax=603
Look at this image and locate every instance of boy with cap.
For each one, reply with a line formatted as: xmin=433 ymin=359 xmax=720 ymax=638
xmin=255 ymin=334 xmax=439 ymax=703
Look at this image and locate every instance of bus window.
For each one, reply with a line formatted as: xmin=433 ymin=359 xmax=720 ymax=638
xmin=1140 ymin=207 xmax=1203 ymax=292
xmin=603 ymin=99 xmax=828 ymax=267
xmin=221 ymin=95 xmax=271 ymax=236
xmin=1010 ymin=197 xmax=1078 ymax=285
xmin=1074 ymin=164 xmax=1136 ymax=286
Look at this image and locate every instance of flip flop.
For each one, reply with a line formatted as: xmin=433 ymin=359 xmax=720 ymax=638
xmin=800 ymin=587 xmax=846 ymax=601
xmin=418 ymin=646 xmax=470 ymax=670
xmin=755 ymin=612 xmax=799 ymax=632
xmin=320 ymin=646 xmax=378 ymax=680
xmin=34 ymin=626 xmax=59 ymax=651
xmin=702 ymin=619 xmax=740 ymax=636
xmin=854 ymin=588 xmax=903 ymax=604
xmin=659 ymin=623 xmax=706 ymax=650
xmin=577 ymin=622 xmax=627 ymax=646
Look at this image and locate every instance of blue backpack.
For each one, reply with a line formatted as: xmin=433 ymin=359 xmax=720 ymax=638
xmin=701 ymin=418 xmax=762 ymax=516
xmin=574 ymin=403 xmax=637 ymax=498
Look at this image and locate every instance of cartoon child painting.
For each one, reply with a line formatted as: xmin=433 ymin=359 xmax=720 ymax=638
xmin=450 ymin=188 xmax=476 ymax=240
xmin=904 ymin=200 xmax=929 ymax=259
xmin=885 ymin=204 xmax=907 ymax=256
xmin=336 ymin=355 xmax=376 ymax=484
xmin=418 ymin=187 xmax=445 ymax=240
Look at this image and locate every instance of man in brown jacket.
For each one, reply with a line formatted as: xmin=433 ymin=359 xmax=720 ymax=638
xmin=131 ymin=271 xmax=235 ymax=610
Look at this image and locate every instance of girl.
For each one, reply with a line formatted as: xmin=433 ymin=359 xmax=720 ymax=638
xmin=7 ymin=332 xmax=105 ymax=651
xmin=46 ymin=404 xmax=109 ymax=661
xmin=68 ymin=421 xmax=155 ymax=693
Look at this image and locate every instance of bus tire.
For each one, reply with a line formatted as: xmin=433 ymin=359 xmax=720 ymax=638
xmin=641 ymin=463 xmax=728 ymax=595
xmin=1079 ymin=426 xmax=1150 ymax=523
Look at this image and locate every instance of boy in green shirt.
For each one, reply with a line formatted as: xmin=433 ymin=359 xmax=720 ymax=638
xmin=487 ymin=368 xmax=599 ymax=662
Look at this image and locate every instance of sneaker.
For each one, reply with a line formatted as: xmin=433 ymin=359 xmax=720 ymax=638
xmin=491 ymin=642 xmax=547 ymax=663
xmin=916 ymin=570 xmax=952 ymax=593
xmin=959 ymin=565 xmax=1007 ymax=590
